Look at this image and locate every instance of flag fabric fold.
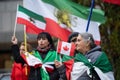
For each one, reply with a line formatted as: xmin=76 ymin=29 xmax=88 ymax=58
xmin=21 ymin=51 xmax=60 ymax=80
xmin=62 ymin=55 xmax=74 ymax=80
xmin=72 ymin=52 xmax=114 ymax=80
xmin=21 ymin=52 xmax=42 ymax=67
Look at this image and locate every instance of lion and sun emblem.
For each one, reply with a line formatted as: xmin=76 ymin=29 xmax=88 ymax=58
xmin=54 ymin=10 xmax=77 ymax=31
xmin=28 ymin=9 xmax=77 ymax=32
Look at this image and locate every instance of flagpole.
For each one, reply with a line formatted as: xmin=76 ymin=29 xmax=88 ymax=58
xmin=13 ymin=4 xmax=19 ymax=36
xmin=86 ymin=0 xmax=95 ymax=32
xmin=56 ymin=39 xmax=59 ymax=60
xmin=24 ymin=25 xmax=27 ymax=52
xmin=24 ymin=25 xmax=28 ymax=76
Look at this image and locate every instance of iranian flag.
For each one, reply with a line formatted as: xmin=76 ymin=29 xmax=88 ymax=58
xmin=57 ymin=41 xmax=75 ymax=56
xmin=21 ymin=52 xmax=56 ymax=80
xmin=71 ymin=52 xmax=115 ymax=80
xmin=103 ymin=0 xmax=120 ymax=6
xmin=23 ymin=0 xmax=106 ymax=43
xmin=21 ymin=52 xmax=42 ymax=67
xmin=17 ymin=5 xmax=46 ymax=34
xmin=17 ymin=5 xmax=70 ymax=41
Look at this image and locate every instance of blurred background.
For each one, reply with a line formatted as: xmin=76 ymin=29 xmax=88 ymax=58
xmin=0 ymin=0 xmax=37 ymax=77
xmin=0 ymin=0 xmax=120 ymax=80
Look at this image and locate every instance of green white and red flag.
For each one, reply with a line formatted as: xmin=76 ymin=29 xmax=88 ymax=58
xmin=21 ymin=52 xmax=42 ymax=67
xmin=17 ymin=4 xmax=70 ymax=41
xmin=17 ymin=5 xmax=45 ymax=34
xmin=19 ymin=0 xmax=106 ymax=43
xmin=21 ymin=51 xmax=60 ymax=80
xmin=62 ymin=55 xmax=74 ymax=80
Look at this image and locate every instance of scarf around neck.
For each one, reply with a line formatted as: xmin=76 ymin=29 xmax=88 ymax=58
xmin=37 ymin=45 xmax=51 ymax=53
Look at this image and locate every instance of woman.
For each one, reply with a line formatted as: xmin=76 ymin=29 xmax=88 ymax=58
xmin=11 ymin=32 xmax=66 ymax=80
xmin=71 ymin=32 xmax=114 ymax=80
xmin=58 ymin=32 xmax=79 ymax=80
xmin=11 ymin=42 xmax=32 ymax=80
xmin=67 ymin=32 xmax=79 ymax=43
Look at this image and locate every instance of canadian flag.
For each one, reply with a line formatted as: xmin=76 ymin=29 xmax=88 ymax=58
xmin=57 ymin=41 xmax=75 ymax=56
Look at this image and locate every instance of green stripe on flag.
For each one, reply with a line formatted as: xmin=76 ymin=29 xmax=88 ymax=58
xmin=62 ymin=55 xmax=74 ymax=62
xmin=42 ymin=0 xmax=106 ymax=23
xmin=94 ymin=52 xmax=113 ymax=73
xmin=75 ymin=52 xmax=113 ymax=73
xmin=18 ymin=5 xmax=46 ymax=23
xmin=75 ymin=53 xmax=93 ymax=68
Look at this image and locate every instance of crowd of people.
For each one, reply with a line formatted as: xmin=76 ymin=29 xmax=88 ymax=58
xmin=11 ymin=32 xmax=115 ymax=80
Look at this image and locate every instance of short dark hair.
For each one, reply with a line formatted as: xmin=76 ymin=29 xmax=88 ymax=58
xmin=67 ymin=32 xmax=79 ymax=42
xmin=37 ymin=32 xmax=55 ymax=50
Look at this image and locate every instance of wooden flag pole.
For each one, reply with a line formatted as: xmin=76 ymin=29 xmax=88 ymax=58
xmin=24 ymin=25 xmax=28 ymax=76
xmin=13 ymin=4 xmax=19 ymax=36
xmin=24 ymin=25 xmax=27 ymax=52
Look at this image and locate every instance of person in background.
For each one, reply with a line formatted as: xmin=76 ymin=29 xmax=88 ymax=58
xmin=71 ymin=32 xmax=115 ymax=80
xmin=67 ymin=32 xmax=79 ymax=43
xmin=11 ymin=40 xmax=33 ymax=80
xmin=11 ymin=32 xmax=67 ymax=80
xmin=55 ymin=32 xmax=79 ymax=80
xmin=67 ymin=32 xmax=79 ymax=56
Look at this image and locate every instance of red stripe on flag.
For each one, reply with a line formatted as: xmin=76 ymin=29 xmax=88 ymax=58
xmin=103 ymin=0 xmax=120 ymax=5
xmin=45 ymin=18 xmax=71 ymax=41
xmin=17 ymin=17 xmax=44 ymax=34
xmin=63 ymin=59 xmax=74 ymax=80
xmin=46 ymin=67 xmax=54 ymax=73
xmin=20 ymin=54 xmax=28 ymax=64
xmin=70 ymin=43 xmax=75 ymax=56
xmin=57 ymin=41 xmax=62 ymax=54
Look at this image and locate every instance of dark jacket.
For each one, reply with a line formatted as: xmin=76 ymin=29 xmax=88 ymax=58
xmin=11 ymin=45 xmax=67 ymax=80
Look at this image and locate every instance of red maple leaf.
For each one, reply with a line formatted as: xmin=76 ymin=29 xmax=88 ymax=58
xmin=63 ymin=45 xmax=69 ymax=51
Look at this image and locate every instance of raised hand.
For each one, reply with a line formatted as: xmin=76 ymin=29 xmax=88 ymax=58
xmin=11 ymin=36 xmax=18 ymax=44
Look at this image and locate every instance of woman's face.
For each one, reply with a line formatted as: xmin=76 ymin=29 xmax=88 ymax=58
xmin=37 ymin=38 xmax=50 ymax=49
xmin=75 ymin=35 xmax=87 ymax=53
xmin=20 ymin=45 xmax=25 ymax=54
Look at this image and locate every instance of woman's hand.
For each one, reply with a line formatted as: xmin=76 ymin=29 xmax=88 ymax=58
xmin=54 ymin=60 xmax=62 ymax=68
xmin=11 ymin=36 xmax=18 ymax=44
